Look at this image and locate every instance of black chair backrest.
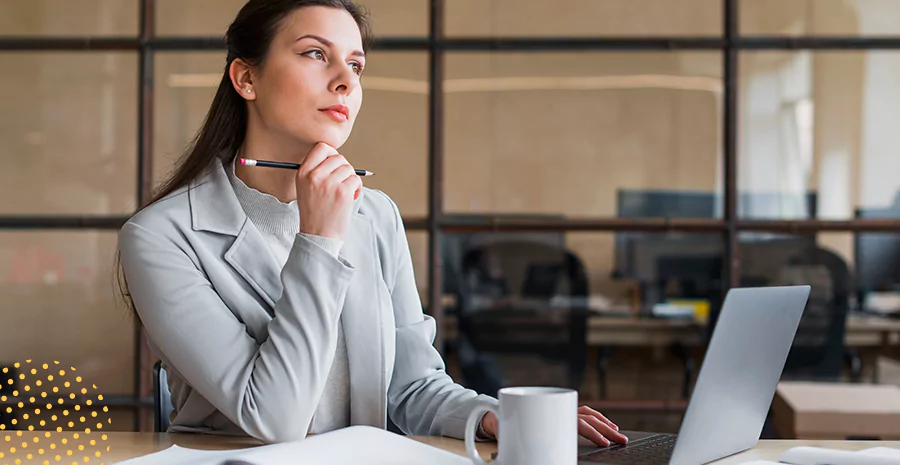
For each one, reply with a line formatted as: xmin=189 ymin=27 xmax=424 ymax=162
xmin=760 ymin=246 xmax=851 ymax=380
xmin=457 ymin=240 xmax=589 ymax=394
xmin=0 ymin=364 xmax=15 ymax=427
xmin=153 ymin=360 xmax=173 ymax=433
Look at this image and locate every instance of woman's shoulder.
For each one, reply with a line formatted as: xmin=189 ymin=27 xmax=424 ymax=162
xmin=120 ymin=184 xmax=193 ymax=242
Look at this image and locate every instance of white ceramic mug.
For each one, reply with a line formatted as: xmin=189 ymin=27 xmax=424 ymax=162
xmin=465 ymin=387 xmax=577 ymax=465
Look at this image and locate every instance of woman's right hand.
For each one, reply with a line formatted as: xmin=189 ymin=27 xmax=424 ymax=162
xmin=296 ymin=142 xmax=363 ymax=241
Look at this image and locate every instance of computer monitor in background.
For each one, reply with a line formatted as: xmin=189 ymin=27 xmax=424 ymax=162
xmin=617 ymin=190 xmax=717 ymax=219
xmin=615 ymin=189 xmax=818 ymax=220
xmin=613 ymin=189 xmax=818 ymax=317
xmin=613 ymin=190 xmax=717 ymax=282
xmin=854 ymin=193 xmax=900 ymax=307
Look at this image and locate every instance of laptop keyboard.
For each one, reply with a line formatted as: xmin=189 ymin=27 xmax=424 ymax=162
xmin=579 ymin=433 xmax=677 ymax=464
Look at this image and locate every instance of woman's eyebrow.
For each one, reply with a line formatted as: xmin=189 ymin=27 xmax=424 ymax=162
xmin=295 ymin=34 xmax=366 ymax=58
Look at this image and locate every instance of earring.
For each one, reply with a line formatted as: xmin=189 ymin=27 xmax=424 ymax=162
xmin=246 ymin=88 xmax=252 ymax=93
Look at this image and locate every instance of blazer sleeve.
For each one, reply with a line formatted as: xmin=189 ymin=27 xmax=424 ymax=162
xmin=119 ymin=221 xmax=354 ymax=444
xmin=382 ymin=196 xmax=498 ymax=439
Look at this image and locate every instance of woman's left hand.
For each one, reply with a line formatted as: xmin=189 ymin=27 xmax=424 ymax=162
xmin=480 ymin=405 xmax=629 ymax=446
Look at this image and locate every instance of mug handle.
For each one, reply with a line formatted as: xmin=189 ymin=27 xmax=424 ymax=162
xmin=465 ymin=403 xmax=499 ymax=465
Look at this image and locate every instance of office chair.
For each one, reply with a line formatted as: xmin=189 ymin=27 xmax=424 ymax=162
xmin=751 ymin=246 xmax=861 ymax=382
xmin=456 ymin=240 xmax=590 ymax=397
xmin=758 ymin=245 xmax=862 ymax=439
xmin=152 ymin=360 xmax=173 ymax=433
xmin=0 ymin=365 xmax=14 ymax=427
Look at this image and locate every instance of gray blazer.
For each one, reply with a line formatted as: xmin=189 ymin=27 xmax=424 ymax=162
xmin=118 ymin=160 xmax=497 ymax=443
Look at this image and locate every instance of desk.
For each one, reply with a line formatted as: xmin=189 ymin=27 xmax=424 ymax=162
xmin=846 ymin=315 xmax=900 ymax=347
xmin=587 ymin=317 xmax=702 ymax=347
xmin=445 ymin=313 xmax=900 ymax=392
xmin=589 ymin=314 xmax=900 ymax=348
xmin=0 ymin=432 xmax=896 ymax=464
xmin=445 ymin=314 xmax=900 ymax=348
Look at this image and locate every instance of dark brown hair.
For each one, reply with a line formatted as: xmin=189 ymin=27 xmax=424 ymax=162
xmin=116 ymin=0 xmax=372 ymax=317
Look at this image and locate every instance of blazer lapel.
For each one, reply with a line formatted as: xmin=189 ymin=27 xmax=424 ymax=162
xmin=223 ymin=218 xmax=283 ymax=309
xmin=189 ymin=161 xmax=283 ymax=309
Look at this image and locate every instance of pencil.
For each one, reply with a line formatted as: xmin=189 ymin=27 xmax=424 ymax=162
xmin=239 ymin=158 xmax=374 ymax=177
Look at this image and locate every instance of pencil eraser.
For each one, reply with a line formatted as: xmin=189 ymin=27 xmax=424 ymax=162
xmin=239 ymin=158 xmax=246 ymax=165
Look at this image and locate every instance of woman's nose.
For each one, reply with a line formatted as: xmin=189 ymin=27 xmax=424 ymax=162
xmin=330 ymin=67 xmax=358 ymax=95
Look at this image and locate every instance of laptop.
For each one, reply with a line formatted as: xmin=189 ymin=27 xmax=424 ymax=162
xmin=578 ymin=286 xmax=810 ymax=465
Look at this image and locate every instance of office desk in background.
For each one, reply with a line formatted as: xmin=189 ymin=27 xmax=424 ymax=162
xmin=443 ymin=313 xmax=900 ymax=348
xmin=585 ymin=314 xmax=900 ymax=348
xmin=443 ymin=312 xmax=900 ymax=391
xmin=1 ymin=432 xmax=896 ymax=464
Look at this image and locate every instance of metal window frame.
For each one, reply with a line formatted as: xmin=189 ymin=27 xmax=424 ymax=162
xmin=2 ymin=0 xmax=900 ymax=430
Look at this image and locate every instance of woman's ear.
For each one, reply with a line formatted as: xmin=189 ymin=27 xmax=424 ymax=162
xmin=228 ymin=58 xmax=256 ymax=101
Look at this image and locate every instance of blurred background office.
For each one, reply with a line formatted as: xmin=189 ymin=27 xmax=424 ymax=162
xmin=3 ymin=0 xmax=900 ymax=437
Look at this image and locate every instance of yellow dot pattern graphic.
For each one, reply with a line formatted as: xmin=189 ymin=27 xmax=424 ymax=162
xmin=1 ymin=361 xmax=111 ymax=465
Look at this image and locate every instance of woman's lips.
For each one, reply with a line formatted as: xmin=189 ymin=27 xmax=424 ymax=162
xmin=320 ymin=104 xmax=349 ymax=122
xmin=320 ymin=109 xmax=348 ymax=122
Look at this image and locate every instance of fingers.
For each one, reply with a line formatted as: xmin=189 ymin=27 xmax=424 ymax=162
xmin=331 ymin=164 xmax=358 ymax=182
xmin=580 ymin=414 xmax=629 ymax=446
xmin=341 ymin=170 xmax=363 ymax=195
xmin=293 ymin=142 xmax=360 ymax=241
xmin=481 ymin=412 xmax=499 ymax=439
xmin=578 ymin=417 xmax=611 ymax=447
xmin=579 ymin=405 xmax=619 ymax=431
xmin=310 ymin=154 xmax=352 ymax=183
xmin=330 ymin=165 xmax=360 ymax=197
xmin=299 ymin=142 xmax=338 ymax=177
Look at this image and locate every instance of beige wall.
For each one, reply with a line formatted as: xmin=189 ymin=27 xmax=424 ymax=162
xmin=443 ymin=52 xmax=721 ymax=216
xmin=3 ymin=0 xmax=900 ymax=395
xmin=445 ymin=0 xmax=719 ymax=37
xmin=0 ymin=52 xmax=137 ymax=215
xmin=0 ymin=0 xmax=137 ymax=36
xmin=155 ymin=0 xmax=429 ymax=36
xmin=0 ymin=232 xmax=134 ymax=396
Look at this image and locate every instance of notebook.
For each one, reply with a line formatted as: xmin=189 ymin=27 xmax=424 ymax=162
xmin=113 ymin=426 xmax=471 ymax=465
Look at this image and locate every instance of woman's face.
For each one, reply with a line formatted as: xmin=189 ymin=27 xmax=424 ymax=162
xmin=251 ymin=6 xmax=365 ymax=150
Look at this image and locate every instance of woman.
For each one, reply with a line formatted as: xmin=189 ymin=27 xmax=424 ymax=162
xmin=117 ymin=0 xmax=628 ymax=446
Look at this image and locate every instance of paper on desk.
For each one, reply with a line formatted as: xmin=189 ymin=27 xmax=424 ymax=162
xmin=737 ymin=447 xmax=900 ymax=465
xmin=861 ymin=447 xmax=900 ymax=459
xmin=779 ymin=446 xmax=900 ymax=465
xmin=113 ymin=426 xmax=471 ymax=465
xmin=738 ymin=448 xmax=900 ymax=465
xmin=113 ymin=445 xmax=238 ymax=465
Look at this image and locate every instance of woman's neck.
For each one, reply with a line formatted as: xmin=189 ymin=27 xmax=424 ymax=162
xmin=234 ymin=119 xmax=313 ymax=204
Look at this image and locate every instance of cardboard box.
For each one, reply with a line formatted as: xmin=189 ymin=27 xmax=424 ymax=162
xmin=772 ymin=381 xmax=900 ymax=440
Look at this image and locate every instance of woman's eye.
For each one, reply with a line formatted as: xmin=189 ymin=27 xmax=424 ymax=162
xmin=350 ymin=62 xmax=364 ymax=75
xmin=303 ymin=50 xmax=325 ymax=61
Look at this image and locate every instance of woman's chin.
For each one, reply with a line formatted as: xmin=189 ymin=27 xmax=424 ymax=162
xmin=298 ymin=128 xmax=351 ymax=150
